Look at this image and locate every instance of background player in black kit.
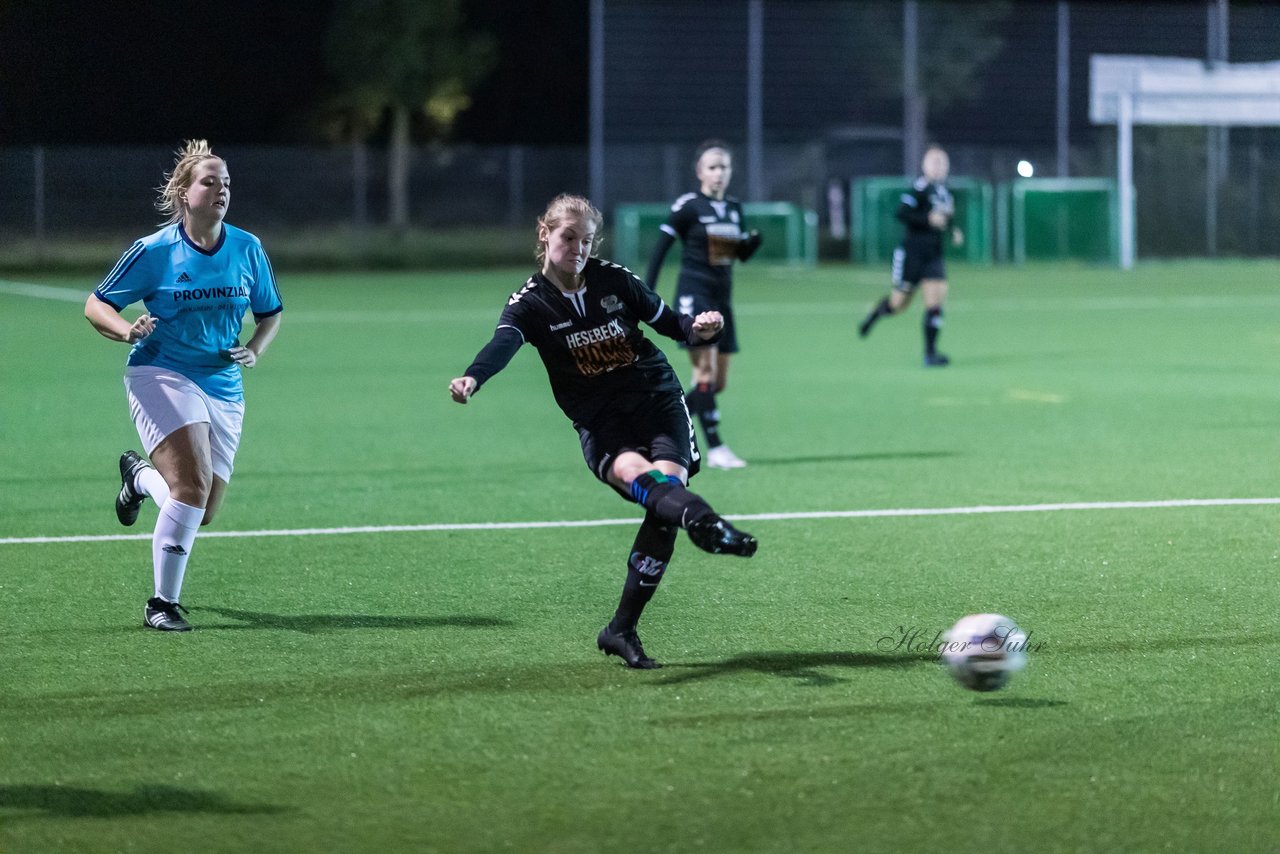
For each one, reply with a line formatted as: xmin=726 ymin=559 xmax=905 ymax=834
xmin=449 ymin=194 xmax=757 ymax=670
xmin=858 ymin=144 xmax=963 ymax=367
xmin=646 ymin=140 xmax=762 ymax=470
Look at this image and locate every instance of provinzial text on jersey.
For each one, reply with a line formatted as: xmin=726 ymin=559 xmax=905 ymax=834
xmin=172 ymin=285 xmax=250 ymax=302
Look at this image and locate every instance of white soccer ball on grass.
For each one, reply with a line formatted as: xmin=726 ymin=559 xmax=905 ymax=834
xmin=940 ymin=613 xmax=1029 ymax=692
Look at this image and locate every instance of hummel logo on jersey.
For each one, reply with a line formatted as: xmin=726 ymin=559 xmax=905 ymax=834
xmin=162 ymin=543 xmax=188 ymax=555
xmin=550 ymin=320 xmax=573 ymax=331
xmin=175 ymin=272 xmax=192 ymax=284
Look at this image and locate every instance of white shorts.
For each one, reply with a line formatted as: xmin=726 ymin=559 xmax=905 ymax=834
xmin=124 ymin=366 xmax=245 ymax=482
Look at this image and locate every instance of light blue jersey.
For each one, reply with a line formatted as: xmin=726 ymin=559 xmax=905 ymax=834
xmin=93 ymin=222 xmax=283 ymax=402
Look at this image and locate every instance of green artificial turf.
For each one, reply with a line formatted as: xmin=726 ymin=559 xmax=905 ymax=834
xmin=1 ymin=260 xmax=1276 ymax=852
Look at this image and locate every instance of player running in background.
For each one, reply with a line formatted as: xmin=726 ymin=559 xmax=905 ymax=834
xmin=857 ymin=144 xmax=963 ymax=367
xmin=450 ymin=194 xmax=757 ymax=669
xmin=84 ymin=140 xmax=283 ymax=631
xmin=645 ymin=140 xmax=762 ymax=470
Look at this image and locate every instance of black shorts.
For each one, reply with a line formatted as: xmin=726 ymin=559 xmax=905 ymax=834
xmin=577 ymin=391 xmax=701 ymax=497
xmin=891 ymin=246 xmax=946 ymax=293
xmin=675 ymin=280 xmax=739 ymax=354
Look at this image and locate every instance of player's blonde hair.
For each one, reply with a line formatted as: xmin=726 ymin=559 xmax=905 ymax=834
xmin=535 ymin=194 xmax=603 ymax=262
xmin=156 ymin=139 xmax=224 ymax=225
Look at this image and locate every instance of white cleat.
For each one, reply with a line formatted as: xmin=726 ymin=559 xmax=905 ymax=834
xmin=704 ymin=445 xmax=748 ymax=470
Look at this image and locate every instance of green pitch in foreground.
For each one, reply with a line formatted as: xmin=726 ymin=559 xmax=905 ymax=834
xmin=1 ymin=261 xmax=1277 ymax=852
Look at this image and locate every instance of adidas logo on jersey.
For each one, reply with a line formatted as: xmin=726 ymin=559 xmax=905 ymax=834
xmin=175 ymin=272 xmax=192 ymax=284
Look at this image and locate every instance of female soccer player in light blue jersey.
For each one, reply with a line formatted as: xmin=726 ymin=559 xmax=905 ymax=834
xmin=84 ymin=140 xmax=283 ymax=631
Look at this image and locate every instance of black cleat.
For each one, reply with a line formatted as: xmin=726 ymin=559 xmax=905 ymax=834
xmin=686 ymin=515 xmax=758 ymax=557
xmin=144 ymin=597 xmax=192 ymax=632
xmin=858 ymin=315 xmax=875 ymax=338
xmin=597 ymin=625 xmax=660 ymax=669
xmin=924 ymin=352 xmax=951 ymax=367
xmin=116 ymin=451 xmax=151 ymax=526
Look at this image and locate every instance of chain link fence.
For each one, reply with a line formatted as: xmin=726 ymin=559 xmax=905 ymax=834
xmin=3 ymin=133 xmax=1278 ymax=262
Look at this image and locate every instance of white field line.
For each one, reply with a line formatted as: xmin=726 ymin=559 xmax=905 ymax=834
xmin=274 ymin=295 xmax=1280 ymax=323
xmin=7 ymin=279 xmax=1280 ymax=319
xmin=0 ymin=280 xmax=90 ymax=302
xmin=3 ymin=497 xmax=1278 ymax=546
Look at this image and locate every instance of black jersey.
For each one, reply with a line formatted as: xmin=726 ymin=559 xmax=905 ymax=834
xmin=662 ymin=192 xmax=750 ymax=290
xmin=896 ymin=177 xmax=953 ymax=258
xmin=465 ymin=258 xmax=706 ymax=426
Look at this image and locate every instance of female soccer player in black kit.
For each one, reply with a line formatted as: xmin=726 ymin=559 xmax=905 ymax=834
xmin=858 ymin=144 xmax=963 ymax=367
xmin=645 ymin=140 xmax=762 ymax=469
xmin=450 ymin=194 xmax=757 ymax=670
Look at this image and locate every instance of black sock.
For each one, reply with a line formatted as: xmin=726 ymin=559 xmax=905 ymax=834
xmin=629 ymin=470 xmax=714 ymax=529
xmin=700 ymin=408 xmax=722 ymax=449
xmin=686 ymin=383 xmax=722 ymax=449
xmin=700 ymin=391 xmax=723 ymax=449
xmin=608 ymin=511 xmax=678 ymax=632
xmin=924 ymin=306 xmax=943 ymax=355
xmin=860 ymin=296 xmax=893 ymax=332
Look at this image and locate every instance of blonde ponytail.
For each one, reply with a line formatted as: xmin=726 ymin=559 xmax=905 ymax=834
xmin=156 ymin=139 xmax=222 ymax=225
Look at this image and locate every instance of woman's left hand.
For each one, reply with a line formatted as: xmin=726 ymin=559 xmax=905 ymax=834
xmin=692 ymin=311 xmax=724 ymax=341
xmin=227 ymin=346 xmax=257 ymax=368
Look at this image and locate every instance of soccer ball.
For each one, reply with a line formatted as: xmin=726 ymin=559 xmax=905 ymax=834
xmin=940 ymin=613 xmax=1029 ymax=692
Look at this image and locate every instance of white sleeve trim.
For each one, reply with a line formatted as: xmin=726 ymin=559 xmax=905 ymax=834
xmin=647 ymin=300 xmax=666 ymax=325
xmin=496 ymin=323 xmax=525 ymax=343
xmin=659 ymin=224 xmax=679 ymax=238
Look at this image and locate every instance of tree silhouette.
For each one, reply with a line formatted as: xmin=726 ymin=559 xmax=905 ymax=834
xmin=323 ymin=0 xmax=495 ymax=233
xmin=848 ymin=1 xmax=1010 ymax=146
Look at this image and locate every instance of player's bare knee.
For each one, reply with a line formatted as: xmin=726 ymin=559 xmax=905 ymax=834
xmin=171 ymin=471 xmax=212 ymax=506
xmin=611 ymin=457 xmax=650 ymax=487
xmin=652 ymin=461 xmax=688 ymax=485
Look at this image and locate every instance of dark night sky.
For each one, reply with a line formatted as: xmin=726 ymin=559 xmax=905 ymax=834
xmin=2 ymin=0 xmax=1269 ymax=149
xmin=0 ymin=0 xmax=590 ymax=145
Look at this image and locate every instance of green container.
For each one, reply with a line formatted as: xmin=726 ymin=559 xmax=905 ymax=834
xmin=612 ymin=202 xmax=818 ymax=274
xmin=850 ymin=176 xmax=994 ymax=265
xmin=999 ymin=178 xmax=1121 ymax=265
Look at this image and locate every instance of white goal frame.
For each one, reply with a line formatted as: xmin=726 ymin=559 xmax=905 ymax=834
xmin=1090 ymin=54 xmax=1280 ymax=268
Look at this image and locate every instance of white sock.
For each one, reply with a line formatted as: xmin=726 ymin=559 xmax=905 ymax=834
xmin=153 ymin=498 xmax=204 ymax=602
xmin=135 ymin=466 xmax=170 ymax=506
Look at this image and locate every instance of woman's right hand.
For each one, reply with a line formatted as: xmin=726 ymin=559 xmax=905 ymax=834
xmin=449 ymin=376 xmax=477 ymax=404
xmin=127 ymin=314 xmax=156 ymax=342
